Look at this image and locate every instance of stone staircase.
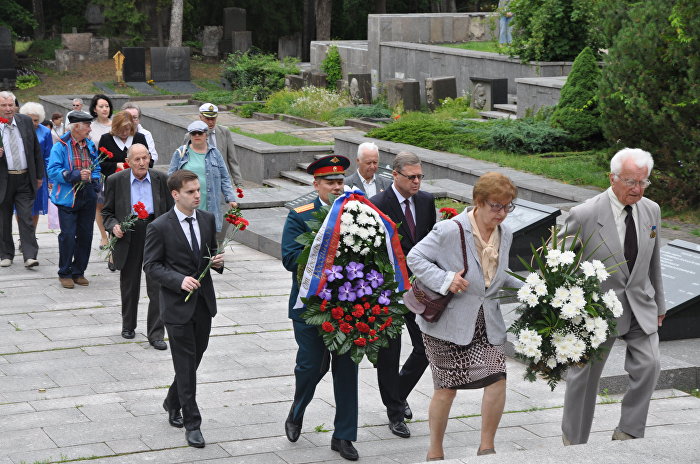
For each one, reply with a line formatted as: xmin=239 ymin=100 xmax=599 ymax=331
xmin=479 ymin=95 xmax=519 ymax=120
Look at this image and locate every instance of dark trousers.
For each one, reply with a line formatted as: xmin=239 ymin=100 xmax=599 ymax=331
xmin=291 ymin=319 xmax=359 ymax=441
xmin=56 ymin=189 xmax=96 ymax=278
xmin=164 ymin=301 xmax=212 ymax=431
xmin=376 ymin=312 xmax=429 ymax=422
xmin=0 ymin=172 xmax=38 ymax=260
xmin=120 ymin=219 xmax=164 ymax=341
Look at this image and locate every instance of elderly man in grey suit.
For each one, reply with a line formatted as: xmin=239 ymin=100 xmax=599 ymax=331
xmin=344 ymin=141 xmax=392 ymax=197
xmin=561 ymin=148 xmax=666 ymax=445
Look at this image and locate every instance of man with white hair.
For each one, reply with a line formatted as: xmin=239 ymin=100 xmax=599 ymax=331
xmin=72 ymin=98 xmax=84 ymax=112
xmin=561 ymin=148 xmax=666 ymax=445
xmin=121 ymin=102 xmax=159 ymax=163
xmin=343 ymin=142 xmax=391 ymax=197
xmin=0 ymin=91 xmax=44 ymax=268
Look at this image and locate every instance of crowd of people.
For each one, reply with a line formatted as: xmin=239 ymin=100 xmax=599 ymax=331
xmin=0 ymin=89 xmax=665 ymax=458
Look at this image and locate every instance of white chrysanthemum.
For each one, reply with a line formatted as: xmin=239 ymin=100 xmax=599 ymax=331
xmin=611 ymin=299 xmax=623 ymax=318
xmin=517 ymin=285 xmax=533 ymax=303
xmin=584 ymin=316 xmax=596 ymax=332
xmin=602 ymin=289 xmax=623 ymax=317
xmin=336 ymin=251 xmax=341 ymax=257
xmin=345 ymin=201 xmax=360 ymax=212
xmin=569 ymin=337 xmax=586 ymax=362
xmin=518 ymin=329 xmax=542 ymax=347
xmin=523 ymin=345 xmax=542 ymax=360
xmin=571 ymin=315 xmax=583 ymax=325
xmin=360 ymin=247 xmax=370 ymax=256
xmin=356 ymin=226 xmax=370 ymax=240
xmin=341 ymin=212 xmax=354 ymax=225
xmin=569 ymin=286 xmax=585 ymax=299
xmin=356 ymin=212 xmax=372 ymax=225
xmin=525 ymin=293 xmax=539 ymax=308
xmin=546 ymin=249 xmax=562 ymax=268
xmin=554 ymin=286 xmax=570 ymax=301
xmin=533 ymin=283 xmax=547 ymax=297
xmin=342 ymin=234 xmax=355 ymax=247
xmin=560 ymin=302 xmax=580 ymax=319
xmin=546 ymin=357 xmax=557 ymax=369
xmin=569 ymin=293 xmax=586 ymax=311
xmin=351 ymin=244 xmax=361 ymax=253
xmin=591 ymin=292 xmax=600 ymax=302
xmin=581 ymin=261 xmax=596 ymax=278
xmin=560 ymin=250 xmax=576 ymax=266
xmin=526 ymin=272 xmax=543 ymax=285
xmin=374 ymin=236 xmax=383 ymax=247
xmin=551 ymin=297 xmax=566 ymax=309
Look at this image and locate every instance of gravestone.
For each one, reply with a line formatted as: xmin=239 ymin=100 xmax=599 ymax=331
xmin=150 ymin=47 xmax=191 ymax=82
xmin=286 ymin=74 xmax=304 ymax=90
xmin=504 ymin=199 xmax=561 ymax=271
xmin=310 ymin=72 xmax=327 ymax=88
xmin=301 ymin=70 xmax=312 ymax=87
xmin=62 ymin=33 xmax=92 ymax=53
xmin=122 ymin=47 xmax=146 ymax=82
xmin=220 ymin=7 xmax=247 ymax=55
xmin=0 ymin=27 xmax=16 ymax=88
xmin=348 ymin=73 xmax=372 ymax=104
xmin=658 ymin=240 xmax=700 ymax=341
xmin=386 ymin=79 xmax=420 ymax=111
xmin=84 ymin=3 xmax=105 ymax=33
xmin=279 ymin=33 xmax=302 ymax=59
xmin=425 ymin=76 xmax=457 ymax=110
xmin=469 ymin=77 xmax=507 ymax=111
xmin=202 ymin=26 xmax=223 ymax=58
xmin=232 ymin=31 xmax=253 ymax=53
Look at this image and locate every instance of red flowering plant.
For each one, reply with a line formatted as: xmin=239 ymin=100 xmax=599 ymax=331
xmin=439 ymin=207 xmax=458 ymax=220
xmin=102 ymin=202 xmax=150 ymax=258
xmin=296 ymin=193 xmax=410 ymax=365
xmin=72 ymin=146 xmax=113 ymax=195
xmin=185 ymin=206 xmax=249 ymax=302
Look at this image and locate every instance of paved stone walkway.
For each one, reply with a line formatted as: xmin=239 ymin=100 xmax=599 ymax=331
xmin=1 ymin=217 xmax=698 ymax=463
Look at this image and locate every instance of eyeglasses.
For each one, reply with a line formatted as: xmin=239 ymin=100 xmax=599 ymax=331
xmin=486 ymin=201 xmax=516 ymax=213
xmin=72 ymin=104 xmax=81 ymax=107
xmin=190 ymin=131 xmax=206 ymax=136
xmin=396 ymin=171 xmax=425 ymax=181
xmin=616 ymin=176 xmax=651 ymax=188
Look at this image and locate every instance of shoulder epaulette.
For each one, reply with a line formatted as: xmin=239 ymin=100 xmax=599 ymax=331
xmin=294 ymin=203 xmax=315 ymax=213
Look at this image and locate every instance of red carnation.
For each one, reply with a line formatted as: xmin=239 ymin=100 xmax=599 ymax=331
xmin=237 ymin=192 xmax=244 ymax=198
xmin=344 ymin=315 xmax=353 ymax=321
xmin=331 ymin=307 xmax=344 ymax=320
xmin=363 ymin=302 xmax=370 ymax=310
xmin=123 ymin=160 xmax=130 ymax=168
xmin=137 ymin=209 xmax=150 ymax=220
xmin=368 ymin=316 xmax=376 ymax=323
xmin=322 ymin=321 xmax=335 ymax=333
xmin=353 ymin=304 xmax=363 ymax=311
xmin=0 ymin=117 xmax=9 ymax=124
xmin=371 ymin=306 xmax=381 ymax=315
xmin=439 ymin=207 xmax=458 ymax=220
xmin=355 ymin=322 xmax=370 ymax=333
xmin=369 ymin=329 xmax=376 ymax=336
xmin=339 ymin=322 xmax=352 ymax=334
xmin=351 ymin=307 xmax=364 ymax=318
xmin=235 ymin=218 xmax=249 ymax=231
xmin=320 ymin=300 xmax=328 ymax=312
xmin=353 ymin=337 xmax=367 ymax=347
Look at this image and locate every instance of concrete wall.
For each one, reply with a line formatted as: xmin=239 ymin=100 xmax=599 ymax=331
xmin=515 ymin=76 xmax=567 ymax=118
xmin=310 ymin=41 xmax=369 ymax=78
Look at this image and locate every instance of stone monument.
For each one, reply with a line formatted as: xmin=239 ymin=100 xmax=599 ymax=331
xmin=504 ymin=199 xmax=561 ymax=271
xmin=386 ymin=79 xmax=421 ymax=111
xmin=150 ymin=47 xmax=191 ymax=82
xmin=425 ymin=76 xmax=457 ymax=110
xmin=310 ymin=72 xmax=327 ymax=88
xmin=84 ymin=3 xmax=105 ymax=33
xmin=123 ymin=47 xmax=146 ymax=82
xmin=286 ymin=74 xmax=304 ymax=91
xmin=348 ymin=73 xmax=372 ymax=104
xmin=202 ymin=26 xmax=223 ymax=59
xmin=0 ymin=27 xmax=16 ymax=89
xmin=658 ymin=239 xmax=700 ymax=341
xmin=279 ymin=33 xmax=302 ymax=59
xmin=469 ymin=77 xmax=507 ymax=111
xmin=219 ymin=7 xmax=252 ymax=55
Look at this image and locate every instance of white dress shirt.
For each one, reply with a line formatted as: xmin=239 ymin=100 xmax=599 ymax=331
xmin=357 ymin=170 xmax=377 ymax=197
xmin=607 ymin=187 xmax=639 ymax=249
xmin=2 ymin=118 xmax=28 ymax=170
xmin=137 ymin=124 xmax=158 ymax=162
xmin=174 ymin=206 xmax=201 ymax=251
xmin=391 ymin=184 xmax=416 ymax=221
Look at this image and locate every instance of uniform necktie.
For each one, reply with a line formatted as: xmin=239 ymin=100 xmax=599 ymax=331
xmin=623 ymin=205 xmax=637 ymax=272
xmin=7 ymin=124 xmax=22 ymax=169
xmin=185 ymin=217 xmax=200 ymax=258
xmin=404 ymin=199 xmax=416 ymax=241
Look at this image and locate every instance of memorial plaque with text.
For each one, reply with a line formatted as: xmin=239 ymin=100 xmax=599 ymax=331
xmin=150 ymin=47 xmax=190 ymax=82
xmin=658 ymin=239 xmax=700 ymax=341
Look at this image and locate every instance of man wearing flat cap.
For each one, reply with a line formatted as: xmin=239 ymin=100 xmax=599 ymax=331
xmin=281 ymin=155 xmax=361 ymax=461
xmin=198 ymin=103 xmax=243 ymax=188
xmin=46 ymin=110 xmax=102 ymax=289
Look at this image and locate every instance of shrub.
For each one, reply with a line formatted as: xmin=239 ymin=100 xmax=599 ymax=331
xmin=326 ymin=104 xmax=392 ymax=126
xmin=550 ymin=47 xmax=602 ymax=145
xmin=263 ymin=88 xmax=303 ymax=114
xmin=222 ymin=50 xmax=300 ymax=101
xmin=288 ymin=86 xmax=352 ymax=120
xmin=599 ymin=0 xmax=699 ymax=209
xmin=481 ymin=119 xmax=572 ymax=154
xmin=321 ymin=45 xmax=343 ymax=91
xmin=234 ymin=102 xmax=265 ymax=118
xmin=16 ymin=74 xmax=40 ymax=90
xmin=192 ymin=90 xmax=233 ymax=106
xmin=509 ymin=0 xmax=604 ymax=62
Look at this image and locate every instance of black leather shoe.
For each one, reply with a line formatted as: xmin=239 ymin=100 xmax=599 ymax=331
xmin=403 ymin=400 xmax=413 ymax=420
xmin=121 ymin=329 xmax=135 ymax=339
xmin=331 ymin=437 xmax=359 ymax=461
xmin=107 ymin=259 xmax=116 ymax=272
xmin=389 ymin=420 xmax=411 ymax=438
xmin=285 ymin=405 xmax=303 ymax=442
xmin=163 ymin=400 xmax=183 ymax=428
xmin=186 ymin=428 xmax=205 ymax=448
xmin=150 ymin=340 xmax=167 ymax=350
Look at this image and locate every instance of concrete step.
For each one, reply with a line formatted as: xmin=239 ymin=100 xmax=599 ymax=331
xmin=479 ymin=110 xmax=517 ymax=120
xmin=297 ymin=161 xmax=311 ymax=171
xmin=494 ymin=103 xmax=518 ymax=114
xmin=262 ymin=178 xmax=307 ymax=189
xmin=508 ymin=94 xmax=517 ymax=105
xmin=279 ymin=170 xmax=314 ymax=186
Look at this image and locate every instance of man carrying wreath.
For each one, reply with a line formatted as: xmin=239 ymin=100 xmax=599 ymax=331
xmin=281 ymin=154 xmax=361 ymax=461
xmin=102 ymin=143 xmax=173 ymax=347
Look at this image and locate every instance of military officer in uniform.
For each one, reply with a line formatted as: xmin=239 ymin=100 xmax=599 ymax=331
xmin=281 ymin=154 xmax=360 ymax=461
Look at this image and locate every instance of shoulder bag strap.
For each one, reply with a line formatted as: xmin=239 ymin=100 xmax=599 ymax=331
xmin=453 ymin=219 xmax=468 ymax=276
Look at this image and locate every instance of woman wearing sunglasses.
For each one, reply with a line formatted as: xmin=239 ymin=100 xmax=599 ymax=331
xmin=168 ymin=120 xmax=236 ymax=233
xmin=406 ymin=172 xmax=523 ymax=460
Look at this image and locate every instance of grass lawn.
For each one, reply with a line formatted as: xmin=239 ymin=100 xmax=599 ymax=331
xmin=231 ymin=128 xmax=330 ymax=146
xmin=435 ymin=197 xmax=469 ymax=213
xmin=441 ymin=41 xmax=505 ymax=54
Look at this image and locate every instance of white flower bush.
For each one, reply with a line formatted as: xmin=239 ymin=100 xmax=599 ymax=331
xmin=507 ymin=227 xmax=623 ymax=390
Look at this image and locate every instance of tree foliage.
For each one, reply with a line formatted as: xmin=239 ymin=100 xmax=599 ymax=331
xmin=550 ymin=46 xmax=602 ymax=145
xmin=222 ymin=49 xmax=300 ymax=101
xmin=0 ymin=0 xmax=38 ymax=36
xmin=508 ymin=0 xmax=604 ymax=62
xmin=320 ymin=44 xmax=342 ymax=90
xmin=599 ymin=0 xmax=699 ymax=209
xmin=93 ymin=0 xmax=148 ymax=46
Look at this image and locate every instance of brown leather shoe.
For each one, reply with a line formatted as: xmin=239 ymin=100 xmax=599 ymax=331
xmin=73 ymin=276 xmax=90 ymax=286
xmin=59 ymin=277 xmax=74 ymax=289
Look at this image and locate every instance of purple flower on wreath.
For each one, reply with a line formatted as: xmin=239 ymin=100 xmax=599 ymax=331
xmin=317 ymin=285 xmax=332 ymax=301
xmin=378 ymin=289 xmax=392 ymax=305
xmin=366 ymin=269 xmax=384 ymax=288
xmin=345 ymin=262 xmax=365 ymax=280
xmin=338 ymin=281 xmax=357 ymax=302
xmin=354 ymin=279 xmax=372 ymax=298
xmin=325 ymin=265 xmax=344 ymax=282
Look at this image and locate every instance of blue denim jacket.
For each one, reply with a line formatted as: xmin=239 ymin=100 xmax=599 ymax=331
xmin=168 ymin=143 xmax=235 ymax=232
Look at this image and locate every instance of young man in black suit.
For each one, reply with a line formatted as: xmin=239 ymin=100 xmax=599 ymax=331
xmin=370 ymin=151 xmax=437 ymax=438
xmin=143 ymin=169 xmax=225 ymax=448
xmin=102 ymin=144 xmax=173 ymax=347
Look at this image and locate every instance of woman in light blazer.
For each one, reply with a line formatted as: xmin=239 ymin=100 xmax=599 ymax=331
xmin=407 ymin=172 xmax=523 ymax=460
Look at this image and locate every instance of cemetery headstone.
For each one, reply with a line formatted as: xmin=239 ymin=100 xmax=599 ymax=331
xmin=310 ymin=72 xmax=327 ymax=88
xmin=220 ymin=7 xmax=247 ymax=55
xmin=658 ymin=239 xmax=700 ymax=341
xmin=232 ymin=31 xmax=253 ymax=53
xmin=0 ymin=27 xmax=16 ymax=87
xmin=122 ymin=47 xmax=146 ymax=82
xmin=286 ymin=74 xmax=304 ymax=91
xmin=279 ymin=33 xmax=302 ymax=59
xmin=61 ymin=33 xmax=92 ymax=54
xmin=386 ymin=79 xmax=420 ymax=111
xmin=504 ymin=199 xmax=561 ymax=271
xmin=348 ymin=73 xmax=372 ymax=104
xmin=469 ymin=77 xmax=507 ymax=111
xmin=150 ymin=47 xmax=191 ymax=82
xmin=425 ymin=76 xmax=457 ymax=110
xmin=202 ymin=26 xmax=223 ymax=58
xmin=301 ymin=70 xmax=312 ymax=87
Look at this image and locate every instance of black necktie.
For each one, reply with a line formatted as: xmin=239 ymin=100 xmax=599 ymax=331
xmin=185 ymin=217 xmax=200 ymax=258
xmin=404 ymin=199 xmax=416 ymax=241
xmin=623 ymin=205 xmax=637 ymax=272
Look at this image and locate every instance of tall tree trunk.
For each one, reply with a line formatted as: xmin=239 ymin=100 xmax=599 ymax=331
xmin=315 ymin=0 xmax=332 ymax=41
xmin=32 ymin=0 xmax=45 ymax=40
xmin=374 ymin=0 xmax=387 ymax=14
xmin=302 ymin=0 xmax=315 ymax=61
xmin=168 ymin=0 xmax=183 ymax=47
